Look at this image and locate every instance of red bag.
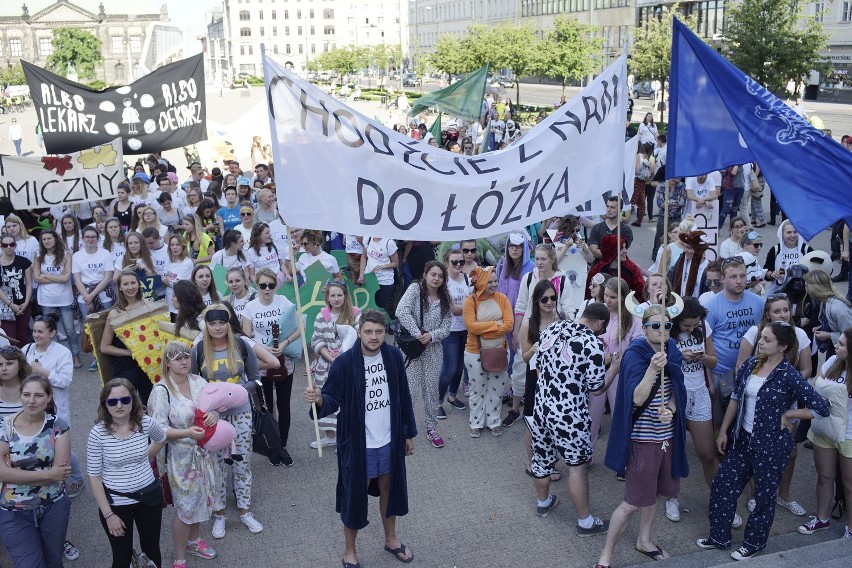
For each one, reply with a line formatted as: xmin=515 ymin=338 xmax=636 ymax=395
xmin=150 ymin=458 xmax=173 ymax=507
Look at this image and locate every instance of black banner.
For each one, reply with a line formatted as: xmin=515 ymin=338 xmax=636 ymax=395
xmin=22 ymin=54 xmax=207 ymax=155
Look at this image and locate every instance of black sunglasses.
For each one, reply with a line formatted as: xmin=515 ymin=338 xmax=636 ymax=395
xmin=705 ymin=279 xmax=722 ymax=287
xmin=449 ymin=259 xmax=465 ymax=267
xmin=461 ymin=248 xmax=476 ymax=254
xmin=106 ymin=396 xmax=133 ymax=407
xmin=643 ymin=321 xmax=673 ymax=331
xmin=258 ymin=282 xmax=276 ymax=290
xmin=539 ymin=295 xmax=557 ymax=304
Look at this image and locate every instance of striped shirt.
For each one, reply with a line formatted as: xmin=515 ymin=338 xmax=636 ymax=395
xmin=0 ymin=399 xmax=23 ymax=420
xmin=86 ymin=415 xmax=167 ymax=506
xmin=631 ymin=374 xmax=675 ymax=442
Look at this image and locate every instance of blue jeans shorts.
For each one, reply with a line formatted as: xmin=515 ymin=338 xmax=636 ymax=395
xmin=366 ymin=443 xmax=392 ymax=479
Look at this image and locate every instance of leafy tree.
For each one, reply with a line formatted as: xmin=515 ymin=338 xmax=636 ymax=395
xmin=630 ymin=4 xmax=701 ymax=121
xmin=46 ymin=28 xmax=103 ymax=81
xmin=0 ymin=64 xmax=25 ymax=87
xmin=429 ymin=35 xmax=470 ymax=76
xmin=724 ymin=0 xmax=829 ymax=94
xmin=535 ymin=16 xmax=603 ymax=96
xmin=487 ymin=23 xmax=539 ymax=104
xmin=315 ymin=46 xmax=366 ymax=78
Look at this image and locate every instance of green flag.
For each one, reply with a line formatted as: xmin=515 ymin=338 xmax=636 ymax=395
xmin=428 ymin=112 xmax=443 ymax=143
xmin=408 ymin=64 xmax=489 ymax=122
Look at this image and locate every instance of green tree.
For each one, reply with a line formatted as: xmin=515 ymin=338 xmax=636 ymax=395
xmin=724 ymin=0 xmax=829 ymax=94
xmin=429 ymin=35 xmax=470 ymax=76
xmin=315 ymin=46 xmax=365 ymax=78
xmin=46 ymin=28 xmax=103 ymax=80
xmin=630 ymin=4 xmax=701 ymax=120
xmin=488 ymin=23 xmax=539 ymax=104
xmin=535 ymin=16 xmax=603 ymax=96
xmin=0 ymin=64 xmax=25 ymax=87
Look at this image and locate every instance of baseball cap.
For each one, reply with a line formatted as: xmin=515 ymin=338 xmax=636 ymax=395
xmin=237 ymin=176 xmax=251 ymax=187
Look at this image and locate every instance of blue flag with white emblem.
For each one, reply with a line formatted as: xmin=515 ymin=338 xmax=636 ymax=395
xmin=667 ymin=18 xmax=852 ymax=240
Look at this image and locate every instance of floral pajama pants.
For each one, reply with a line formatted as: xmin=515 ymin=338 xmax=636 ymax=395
xmin=464 ymin=351 xmax=506 ymax=429
xmin=215 ymin=410 xmax=253 ymax=511
xmin=408 ymin=344 xmax=442 ymax=431
xmin=707 ymin=430 xmax=789 ymax=553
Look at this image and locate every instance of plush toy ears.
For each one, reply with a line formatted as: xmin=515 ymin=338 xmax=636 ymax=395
xmin=801 ymin=250 xmax=833 ymax=275
xmin=624 ymin=291 xmax=684 ymax=319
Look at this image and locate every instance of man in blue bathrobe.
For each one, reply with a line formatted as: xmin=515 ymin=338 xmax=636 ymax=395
xmin=306 ymin=309 xmax=417 ymax=568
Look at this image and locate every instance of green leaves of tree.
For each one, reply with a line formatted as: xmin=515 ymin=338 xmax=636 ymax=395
xmin=46 ymin=28 xmax=103 ymax=81
xmin=724 ymin=0 xmax=829 ymax=93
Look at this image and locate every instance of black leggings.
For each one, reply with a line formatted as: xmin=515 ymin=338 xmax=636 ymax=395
xmin=98 ymin=501 xmax=162 ymax=568
xmin=262 ymin=371 xmax=294 ymax=447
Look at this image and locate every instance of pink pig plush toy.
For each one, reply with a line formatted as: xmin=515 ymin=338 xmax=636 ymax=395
xmin=193 ymin=382 xmax=249 ymax=454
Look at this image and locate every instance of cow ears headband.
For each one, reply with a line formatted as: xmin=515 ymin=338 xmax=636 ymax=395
xmin=624 ymin=291 xmax=685 ymax=319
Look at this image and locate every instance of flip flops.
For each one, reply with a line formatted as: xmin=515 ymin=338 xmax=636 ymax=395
xmin=635 ymin=545 xmax=668 ymax=561
xmin=384 ymin=543 xmax=414 ymax=563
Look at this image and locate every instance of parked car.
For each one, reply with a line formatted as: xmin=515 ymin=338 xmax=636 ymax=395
xmin=403 ymin=73 xmax=421 ymax=87
xmin=491 ymin=75 xmax=515 ymax=88
xmin=633 ymin=81 xmax=655 ymax=99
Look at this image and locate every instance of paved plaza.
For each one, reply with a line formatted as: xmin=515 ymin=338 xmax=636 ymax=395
xmin=0 ymin=83 xmax=850 ymax=567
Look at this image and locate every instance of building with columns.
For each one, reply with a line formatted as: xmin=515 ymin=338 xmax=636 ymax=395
xmin=0 ymin=1 xmax=182 ymax=85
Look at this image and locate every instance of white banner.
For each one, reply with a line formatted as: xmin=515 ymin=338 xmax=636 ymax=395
xmin=264 ymin=53 xmax=631 ymax=240
xmin=0 ymin=138 xmax=124 ymax=210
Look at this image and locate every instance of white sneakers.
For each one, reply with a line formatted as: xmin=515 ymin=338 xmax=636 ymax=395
xmin=665 ymin=498 xmax=681 ymax=522
xmin=240 ymin=512 xmax=264 ymax=533
xmin=214 ymin=513 xmax=264 ymax=537
xmin=212 ymin=515 xmax=227 ymax=539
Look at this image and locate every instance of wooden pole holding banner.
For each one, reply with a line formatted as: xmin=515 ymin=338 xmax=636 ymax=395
xmin=617 ymin=196 xmax=622 ymax=356
xmin=284 ymin=224 xmax=325 ymax=457
xmin=262 ymin=41 xmax=323 ymax=456
xmin=659 ymin=180 xmax=671 ymax=414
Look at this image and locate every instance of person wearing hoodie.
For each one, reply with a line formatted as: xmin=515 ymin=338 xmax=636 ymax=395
xmin=763 ymin=220 xmax=813 ymax=296
xmin=667 ymin=231 xmax=710 ymax=299
xmin=497 ymin=233 xmax=535 ymax=424
xmin=463 ymin=267 xmax=514 ymax=438
xmin=596 ymin=303 xmax=688 ymax=567
xmin=586 ymin=235 xmax=646 ymax=299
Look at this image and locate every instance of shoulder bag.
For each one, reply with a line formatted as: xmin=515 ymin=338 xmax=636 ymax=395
xmin=252 ymin=386 xmax=282 ymax=457
xmin=473 ymin=296 xmax=508 ymax=373
xmin=809 ymin=378 xmax=849 ymax=445
xmin=394 ymin=289 xmax=427 ymax=365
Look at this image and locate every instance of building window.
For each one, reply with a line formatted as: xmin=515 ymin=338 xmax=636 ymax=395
xmin=310 ymin=9 xmax=315 ymax=18
xmin=249 ymin=45 xmax=254 ymax=55
xmin=39 ymin=37 xmax=53 ymax=57
xmin=240 ymin=45 xmax=246 ymax=55
xmin=286 ymin=44 xmax=291 ymax=54
xmin=259 ymin=10 xmax=264 ymax=20
xmin=240 ymin=27 xmax=252 ymax=37
xmin=298 ymin=26 xmax=303 ymax=35
xmin=298 ymin=44 xmax=303 ymax=54
xmin=272 ymin=10 xmax=277 ymax=19
xmin=111 ymin=36 xmax=124 ymax=54
xmin=260 ymin=27 xmax=265 ymax=36
xmin=297 ymin=9 xmax=302 ymax=18
xmin=273 ymin=26 xmax=278 ymax=36
xmin=324 ymin=25 xmax=334 ymax=35
xmin=130 ymin=35 xmax=142 ymax=53
xmin=285 ymin=26 xmax=290 ymax=34
xmin=311 ymin=43 xmax=316 ymax=53
xmin=843 ymin=1 xmax=852 ymax=22
xmin=115 ymin=63 xmax=125 ymax=82
xmin=239 ymin=10 xmax=250 ymax=21
xmin=310 ymin=25 xmax=315 ymax=35
xmin=323 ymin=8 xmax=334 ymax=18
xmin=273 ymin=45 xmax=279 ymax=54
xmin=284 ymin=10 xmax=289 ymax=19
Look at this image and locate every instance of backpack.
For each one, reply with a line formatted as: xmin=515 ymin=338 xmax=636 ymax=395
xmin=638 ymin=159 xmax=651 ymax=182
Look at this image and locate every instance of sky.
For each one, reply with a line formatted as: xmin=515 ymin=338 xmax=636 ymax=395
xmin=153 ymin=0 xmax=221 ymax=34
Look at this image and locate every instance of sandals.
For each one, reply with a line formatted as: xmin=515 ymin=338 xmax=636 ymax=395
xmin=384 ymin=543 xmax=414 ymax=563
xmin=635 ymin=545 xmax=669 ymax=561
xmin=342 ymin=561 xmax=361 ymax=568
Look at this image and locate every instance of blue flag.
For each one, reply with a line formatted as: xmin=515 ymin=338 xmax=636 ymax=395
xmin=668 ymin=18 xmax=852 ymax=240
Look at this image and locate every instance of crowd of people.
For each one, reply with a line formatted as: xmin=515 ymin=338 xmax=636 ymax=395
xmin=0 ymin=130 xmax=849 ymax=568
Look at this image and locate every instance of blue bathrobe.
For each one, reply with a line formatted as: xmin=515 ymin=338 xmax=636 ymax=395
xmin=604 ymin=337 xmax=689 ymax=480
xmin=312 ymin=342 xmax=418 ymax=530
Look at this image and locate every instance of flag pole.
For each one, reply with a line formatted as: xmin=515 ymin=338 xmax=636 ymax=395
xmin=659 ymin=179 xmax=671 ymax=413
xmin=617 ymin=195 xmax=622 ymax=355
xmin=283 ymin=226 xmax=325 ymax=457
xmin=261 ymin=43 xmax=323 ymax=455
